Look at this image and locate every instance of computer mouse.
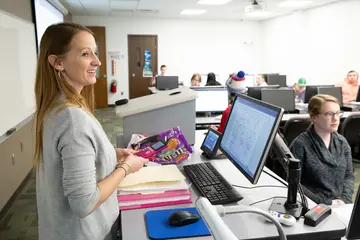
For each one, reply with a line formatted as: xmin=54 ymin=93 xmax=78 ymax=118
xmin=168 ymin=211 xmax=200 ymax=227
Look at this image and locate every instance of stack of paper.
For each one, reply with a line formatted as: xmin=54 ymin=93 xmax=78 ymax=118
xmin=117 ymin=165 xmax=192 ymax=210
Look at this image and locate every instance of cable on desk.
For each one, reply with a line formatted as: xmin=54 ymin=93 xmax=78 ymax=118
xmin=263 ymin=169 xmax=288 ymax=186
xmin=298 ymin=184 xmax=309 ymax=214
xmin=216 ymin=206 xmax=287 ymax=240
xmin=232 ymin=184 xmax=287 ymax=189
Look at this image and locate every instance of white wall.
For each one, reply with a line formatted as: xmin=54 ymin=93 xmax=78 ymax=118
xmin=72 ymin=16 xmax=262 ymax=103
xmin=260 ymin=0 xmax=360 ymax=86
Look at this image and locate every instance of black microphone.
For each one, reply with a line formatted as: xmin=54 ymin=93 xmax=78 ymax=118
xmin=285 ymin=158 xmax=301 ymax=209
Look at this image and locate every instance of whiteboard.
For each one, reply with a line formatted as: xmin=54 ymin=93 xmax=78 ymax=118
xmin=0 ymin=10 xmax=37 ymax=136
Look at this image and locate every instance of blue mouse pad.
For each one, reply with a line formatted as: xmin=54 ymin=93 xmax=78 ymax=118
xmin=145 ymin=207 xmax=211 ymax=239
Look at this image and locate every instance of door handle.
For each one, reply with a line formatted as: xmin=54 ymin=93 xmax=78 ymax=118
xmin=132 ymin=73 xmax=135 ymax=77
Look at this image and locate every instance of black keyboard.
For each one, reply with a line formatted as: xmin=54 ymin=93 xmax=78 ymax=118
xmin=183 ymin=162 xmax=243 ymax=205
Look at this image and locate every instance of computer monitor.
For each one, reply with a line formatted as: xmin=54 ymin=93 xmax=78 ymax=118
xmin=261 ymin=89 xmax=295 ymax=111
xmin=261 ymin=73 xmax=279 ymax=83
xmin=219 ymin=94 xmax=284 ymax=184
xmin=267 ymin=75 xmax=287 ymax=87
xmin=247 ymin=85 xmax=280 ymax=100
xmin=346 ymin=184 xmax=360 ymax=239
xmin=156 ymin=76 xmax=179 ymax=90
xmin=304 ymin=85 xmax=334 ymax=103
xmin=317 ymin=86 xmax=343 ymax=106
xmin=193 ymin=87 xmax=228 ymax=112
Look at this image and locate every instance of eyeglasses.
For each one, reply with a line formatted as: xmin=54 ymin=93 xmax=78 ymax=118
xmin=320 ymin=111 xmax=344 ymax=119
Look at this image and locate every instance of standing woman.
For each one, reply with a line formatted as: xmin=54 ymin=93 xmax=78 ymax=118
xmin=34 ymin=23 xmax=148 ymax=240
xmin=290 ymin=94 xmax=354 ymax=205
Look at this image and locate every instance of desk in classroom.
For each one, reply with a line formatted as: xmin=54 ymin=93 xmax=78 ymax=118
xmin=196 ymin=111 xmax=357 ymax=127
xmin=120 ymin=131 xmax=346 ymax=240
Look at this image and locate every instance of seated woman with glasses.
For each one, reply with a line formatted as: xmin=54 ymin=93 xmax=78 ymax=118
xmin=191 ymin=73 xmax=202 ymax=87
xmin=290 ymin=94 xmax=354 ymax=206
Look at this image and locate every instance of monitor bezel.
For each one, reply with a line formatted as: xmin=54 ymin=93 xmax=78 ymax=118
xmin=356 ymin=86 xmax=360 ymax=102
xmin=304 ymin=85 xmax=335 ymax=103
xmin=156 ymin=76 xmax=179 ymax=90
xmin=219 ymin=93 xmax=284 ymax=184
xmin=267 ymin=75 xmax=287 ymax=88
xmin=247 ymin=85 xmax=280 ymax=100
xmin=317 ymin=86 xmax=343 ymax=106
xmin=346 ymin=184 xmax=360 ymax=239
xmin=193 ymin=87 xmax=229 ymax=112
xmin=200 ymin=128 xmax=222 ymax=158
xmin=261 ymin=88 xmax=295 ymax=111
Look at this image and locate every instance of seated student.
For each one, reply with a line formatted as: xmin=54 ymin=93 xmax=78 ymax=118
xmin=290 ymin=94 xmax=354 ymax=206
xmin=217 ymin=71 xmax=247 ymax=133
xmin=191 ymin=73 xmax=202 ymax=86
xmin=293 ymin=78 xmax=307 ymax=103
xmin=255 ymin=74 xmax=268 ymax=86
xmin=337 ymin=70 xmax=359 ymax=103
xmin=150 ymin=64 xmax=167 ymax=85
xmin=205 ymin=72 xmax=222 ymax=86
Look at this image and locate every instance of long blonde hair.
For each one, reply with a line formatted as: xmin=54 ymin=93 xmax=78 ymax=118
xmin=33 ymin=23 xmax=95 ymax=165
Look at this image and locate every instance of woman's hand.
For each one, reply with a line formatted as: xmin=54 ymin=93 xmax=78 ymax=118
xmin=115 ymin=148 xmax=136 ymax=162
xmin=122 ymin=155 xmax=149 ymax=174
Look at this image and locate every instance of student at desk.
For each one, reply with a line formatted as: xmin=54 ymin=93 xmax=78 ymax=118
xmin=337 ymin=70 xmax=359 ymax=103
xmin=190 ymin=72 xmax=202 ymax=86
xmin=150 ymin=64 xmax=167 ymax=85
xmin=290 ymin=94 xmax=354 ymax=206
xmin=217 ymin=71 xmax=247 ymax=133
xmin=34 ymin=23 xmax=148 ymax=240
xmin=205 ymin=72 xmax=222 ymax=86
xmin=292 ymin=78 xmax=307 ymax=103
xmin=255 ymin=74 xmax=267 ymax=86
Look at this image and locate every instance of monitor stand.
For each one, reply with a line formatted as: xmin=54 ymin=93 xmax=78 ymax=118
xmin=269 ymin=197 xmax=303 ymax=219
xmin=201 ymin=151 xmax=225 ymax=160
xmin=268 ymin=159 xmax=303 ymax=219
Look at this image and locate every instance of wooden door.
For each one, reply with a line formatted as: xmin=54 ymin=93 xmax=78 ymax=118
xmin=87 ymin=26 xmax=108 ymax=108
xmin=128 ymin=35 xmax=158 ymax=99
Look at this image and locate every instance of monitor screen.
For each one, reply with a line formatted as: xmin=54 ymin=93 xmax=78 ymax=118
xmin=317 ymin=87 xmax=343 ymax=106
xmin=194 ymin=88 xmax=228 ymax=112
xmin=156 ymin=76 xmax=179 ymax=90
xmin=304 ymin=85 xmax=334 ymax=103
xmin=203 ymin=130 xmax=220 ymax=151
xmin=219 ymin=94 xmax=284 ymax=184
xmin=267 ymin=75 xmax=287 ymax=87
xmin=247 ymin=85 xmax=280 ymax=100
xmin=261 ymin=89 xmax=295 ymax=111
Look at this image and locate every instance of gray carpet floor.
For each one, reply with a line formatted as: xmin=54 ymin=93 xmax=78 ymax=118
xmin=0 ymin=107 xmax=359 ymax=239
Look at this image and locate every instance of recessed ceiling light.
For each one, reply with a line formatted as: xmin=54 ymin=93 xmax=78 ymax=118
xmin=180 ymin=9 xmax=207 ymax=15
xmin=278 ymin=0 xmax=313 ymax=7
xmin=197 ymin=0 xmax=232 ymax=5
xmin=245 ymin=11 xmax=271 ymax=18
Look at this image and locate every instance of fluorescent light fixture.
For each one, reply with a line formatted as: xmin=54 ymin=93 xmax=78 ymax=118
xmin=245 ymin=11 xmax=271 ymax=18
xmin=181 ymin=9 xmax=206 ymax=15
xmin=278 ymin=0 xmax=313 ymax=7
xmin=197 ymin=0 xmax=232 ymax=5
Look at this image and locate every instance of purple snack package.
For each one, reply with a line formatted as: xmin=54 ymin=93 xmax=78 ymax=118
xmin=133 ymin=126 xmax=193 ymax=165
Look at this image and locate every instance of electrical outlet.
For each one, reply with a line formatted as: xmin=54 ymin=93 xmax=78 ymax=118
xmin=20 ymin=142 xmax=23 ymax=152
xmin=12 ymin=154 xmax=15 ymax=165
xmin=121 ymin=92 xmax=123 ymax=95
